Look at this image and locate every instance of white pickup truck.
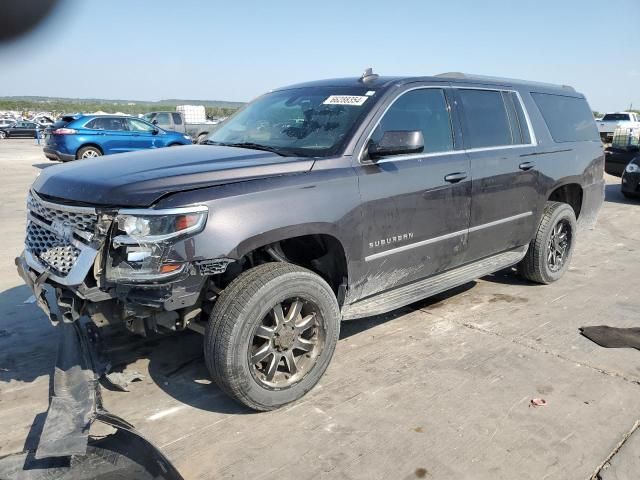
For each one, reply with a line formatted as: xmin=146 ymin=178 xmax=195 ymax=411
xmin=597 ymin=112 xmax=640 ymax=143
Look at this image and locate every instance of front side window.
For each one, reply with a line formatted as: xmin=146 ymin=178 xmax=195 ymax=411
xmin=458 ymin=89 xmax=514 ymax=149
xmin=208 ymin=86 xmax=378 ymax=157
xmin=127 ymin=118 xmax=155 ymax=132
xmin=370 ymin=88 xmax=454 ymax=154
xmin=172 ymin=113 xmax=183 ymax=125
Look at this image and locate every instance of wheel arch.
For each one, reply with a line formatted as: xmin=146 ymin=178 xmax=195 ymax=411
xmin=234 ymin=227 xmax=350 ymax=301
xmin=75 ymin=143 xmax=104 ymax=158
xmin=546 ymin=181 xmax=584 ymax=219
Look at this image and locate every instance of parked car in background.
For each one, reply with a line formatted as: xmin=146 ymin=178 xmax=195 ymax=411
xmin=597 ymin=112 xmax=640 ymax=143
xmin=0 ymin=121 xmax=42 ymax=139
xmin=621 ymin=155 xmax=640 ymax=198
xmin=143 ymin=111 xmax=221 ymax=144
xmin=16 ymin=71 xmax=604 ymax=411
xmin=604 ymin=127 xmax=640 ymax=176
xmin=43 ymin=114 xmax=192 ymax=161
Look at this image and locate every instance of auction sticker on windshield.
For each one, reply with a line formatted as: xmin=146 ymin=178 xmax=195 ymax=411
xmin=323 ymin=95 xmax=368 ymax=106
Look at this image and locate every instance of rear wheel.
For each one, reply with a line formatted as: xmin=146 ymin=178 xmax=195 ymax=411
xmin=205 ymin=262 xmax=340 ymax=411
xmin=77 ymin=146 xmax=102 ymax=160
xmin=196 ymin=134 xmax=208 ymax=144
xmin=518 ymin=202 xmax=577 ymax=284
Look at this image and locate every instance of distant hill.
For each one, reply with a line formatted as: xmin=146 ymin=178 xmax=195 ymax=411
xmin=0 ymin=96 xmax=245 ymax=117
xmin=0 ymin=96 xmax=245 ymax=108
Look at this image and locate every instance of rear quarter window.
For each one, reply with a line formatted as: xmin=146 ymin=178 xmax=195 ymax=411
xmin=531 ymin=93 xmax=599 ymax=143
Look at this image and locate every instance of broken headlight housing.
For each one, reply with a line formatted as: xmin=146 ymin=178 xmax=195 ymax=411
xmin=106 ymin=206 xmax=208 ymax=282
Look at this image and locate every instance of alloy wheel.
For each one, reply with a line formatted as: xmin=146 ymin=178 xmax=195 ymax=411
xmin=249 ymin=297 xmax=325 ymax=388
xmin=81 ymin=150 xmax=99 ymax=158
xmin=547 ymin=219 xmax=572 ymax=272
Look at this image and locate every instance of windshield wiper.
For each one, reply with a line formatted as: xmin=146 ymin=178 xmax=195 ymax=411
xmin=207 ymin=141 xmax=290 ymax=157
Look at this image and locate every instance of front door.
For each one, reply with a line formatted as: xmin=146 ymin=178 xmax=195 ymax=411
xmin=353 ymin=86 xmax=472 ymax=301
xmin=452 ymin=87 xmax=539 ymax=262
xmin=126 ymin=118 xmax=158 ymax=150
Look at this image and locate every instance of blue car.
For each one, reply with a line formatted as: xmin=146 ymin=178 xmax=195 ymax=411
xmin=43 ymin=115 xmax=192 ymax=161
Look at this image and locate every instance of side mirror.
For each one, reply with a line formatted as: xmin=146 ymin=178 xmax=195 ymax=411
xmin=152 ymin=119 xmax=158 ymax=125
xmin=152 ymin=129 xmax=159 ymax=135
xmin=367 ymin=130 xmax=424 ymax=160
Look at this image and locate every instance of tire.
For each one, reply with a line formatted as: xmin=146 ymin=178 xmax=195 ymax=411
xmin=518 ymin=201 xmax=577 ymax=284
xmin=205 ymin=262 xmax=340 ymax=411
xmin=0 ymin=131 xmax=6 ymax=139
xmin=76 ymin=146 xmax=102 ymax=160
xmin=196 ymin=134 xmax=208 ymax=144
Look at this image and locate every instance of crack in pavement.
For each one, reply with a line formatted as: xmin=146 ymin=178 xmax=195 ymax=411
xmin=591 ymin=420 xmax=640 ymax=480
xmin=436 ymin=315 xmax=640 ymax=388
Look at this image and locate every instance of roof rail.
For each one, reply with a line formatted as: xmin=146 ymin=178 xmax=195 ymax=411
xmin=434 ymin=72 xmax=576 ymax=92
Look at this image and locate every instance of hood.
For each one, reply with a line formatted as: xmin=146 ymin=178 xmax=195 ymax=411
xmin=33 ymin=145 xmax=315 ymax=207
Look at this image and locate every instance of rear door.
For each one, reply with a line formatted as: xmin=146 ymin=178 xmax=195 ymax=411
xmin=353 ymin=85 xmax=471 ymax=299
xmin=84 ymin=117 xmax=130 ymax=154
xmin=452 ymin=87 xmax=539 ymax=262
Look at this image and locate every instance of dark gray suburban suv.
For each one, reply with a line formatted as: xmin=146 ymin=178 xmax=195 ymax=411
xmin=16 ymin=71 xmax=604 ymax=410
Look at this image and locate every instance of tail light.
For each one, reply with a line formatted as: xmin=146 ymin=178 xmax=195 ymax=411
xmin=52 ymin=128 xmax=77 ymax=135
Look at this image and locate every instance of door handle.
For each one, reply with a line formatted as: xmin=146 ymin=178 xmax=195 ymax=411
xmin=519 ymin=161 xmax=536 ymax=171
xmin=444 ymin=172 xmax=468 ymax=183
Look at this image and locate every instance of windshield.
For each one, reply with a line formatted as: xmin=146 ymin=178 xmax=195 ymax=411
xmin=602 ymin=113 xmax=631 ymax=121
xmin=207 ymin=86 xmax=378 ymax=157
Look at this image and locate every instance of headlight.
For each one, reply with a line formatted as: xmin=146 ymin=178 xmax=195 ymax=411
xmin=183 ymin=135 xmax=191 ymax=140
xmin=625 ymin=163 xmax=640 ymax=173
xmin=106 ymin=206 xmax=208 ymax=282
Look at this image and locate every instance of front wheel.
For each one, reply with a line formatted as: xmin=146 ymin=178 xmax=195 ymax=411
xmin=205 ymin=263 xmax=340 ymax=411
xmin=518 ymin=202 xmax=577 ymax=284
xmin=0 ymin=131 xmax=6 ymax=139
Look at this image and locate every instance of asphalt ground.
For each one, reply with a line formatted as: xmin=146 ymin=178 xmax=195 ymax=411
xmin=0 ymin=139 xmax=638 ymax=479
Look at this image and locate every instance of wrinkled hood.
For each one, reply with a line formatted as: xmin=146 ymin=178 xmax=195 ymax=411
xmin=33 ymin=145 xmax=315 ymax=207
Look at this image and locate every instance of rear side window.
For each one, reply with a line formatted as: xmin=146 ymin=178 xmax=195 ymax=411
xmin=172 ymin=113 xmax=183 ymax=125
xmin=602 ymin=113 xmax=630 ymax=121
xmin=531 ymin=93 xmax=599 ymax=143
xmin=85 ymin=117 xmax=127 ymax=131
xmin=155 ymin=112 xmax=171 ymax=124
xmin=457 ymin=89 xmax=514 ymax=148
xmin=371 ymin=88 xmax=454 ymax=154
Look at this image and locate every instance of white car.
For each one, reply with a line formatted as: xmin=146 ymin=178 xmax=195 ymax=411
xmin=597 ymin=112 xmax=640 ymax=143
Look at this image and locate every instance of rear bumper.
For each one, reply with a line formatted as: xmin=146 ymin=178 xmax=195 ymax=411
xmin=43 ymin=146 xmax=75 ymax=162
xmin=579 ymin=179 xmax=605 ymax=229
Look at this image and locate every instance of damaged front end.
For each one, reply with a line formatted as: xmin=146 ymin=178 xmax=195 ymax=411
xmin=16 ymin=190 xmax=231 ymax=335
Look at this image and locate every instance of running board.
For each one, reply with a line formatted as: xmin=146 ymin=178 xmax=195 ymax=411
xmin=341 ymin=246 xmax=528 ymax=320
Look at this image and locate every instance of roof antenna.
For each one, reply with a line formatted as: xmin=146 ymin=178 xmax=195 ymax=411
xmin=360 ymin=67 xmax=379 ymax=83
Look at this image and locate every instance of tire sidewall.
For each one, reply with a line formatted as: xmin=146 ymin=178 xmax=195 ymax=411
xmin=220 ymin=270 xmax=339 ymax=409
xmin=538 ymin=204 xmax=577 ymax=283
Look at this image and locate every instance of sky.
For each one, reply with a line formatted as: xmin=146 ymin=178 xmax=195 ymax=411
xmin=0 ymin=0 xmax=637 ymax=113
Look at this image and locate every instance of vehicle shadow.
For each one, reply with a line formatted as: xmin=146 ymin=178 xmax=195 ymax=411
xmin=0 ymin=284 xmax=57 ymax=385
xmin=604 ymin=182 xmax=639 ymax=205
xmin=100 ymin=281 xmax=482 ymax=415
xmin=31 ymin=162 xmax=58 ymax=170
xmin=0 ymin=268 xmax=524 ymax=416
